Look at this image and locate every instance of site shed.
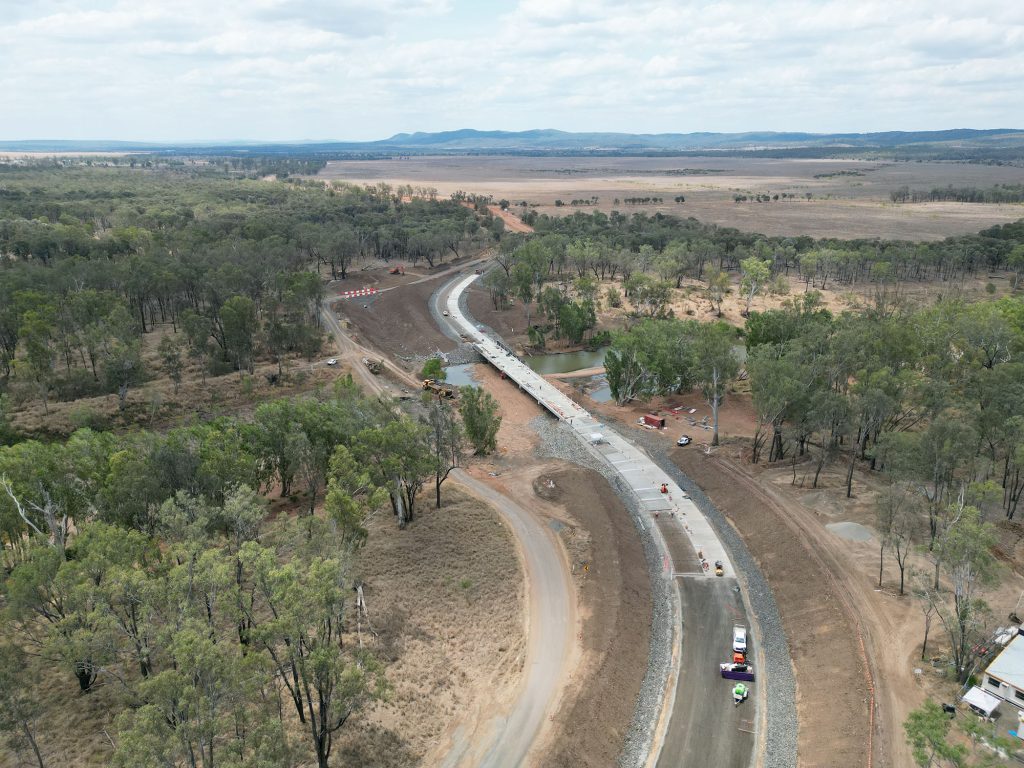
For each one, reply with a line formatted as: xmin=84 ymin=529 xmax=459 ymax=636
xmin=983 ymin=635 xmax=1024 ymax=707
xmin=642 ymin=414 xmax=666 ymax=428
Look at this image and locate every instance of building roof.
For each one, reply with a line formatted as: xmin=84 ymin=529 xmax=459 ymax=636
xmin=963 ymin=686 xmax=1001 ymax=716
xmin=987 ymin=634 xmax=1024 ymax=690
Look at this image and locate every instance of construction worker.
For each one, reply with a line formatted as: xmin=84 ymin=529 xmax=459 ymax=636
xmin=733 ymin=682 xmax=748 ymax=705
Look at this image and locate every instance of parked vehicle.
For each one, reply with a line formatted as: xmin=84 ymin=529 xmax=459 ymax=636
xmin=677 ymin=435 xmax=691 ymax=446
xmin=733 ymin=625 xmax=748 ymax=653
xmin=326 ymin=358 xmax=338 ymax=366
xmin=721 ymin=662 xmax=755 ymax=682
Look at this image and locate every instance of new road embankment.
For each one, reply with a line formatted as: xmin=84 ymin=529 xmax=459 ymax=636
xmin=441 ymin=272 xmax=759 ymax=767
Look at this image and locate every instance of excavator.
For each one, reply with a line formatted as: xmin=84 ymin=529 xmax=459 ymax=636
xmin=389 ymin=265 xmax=405 ymax=275
xmin=422 ymin=379 xmax=457 ymax=398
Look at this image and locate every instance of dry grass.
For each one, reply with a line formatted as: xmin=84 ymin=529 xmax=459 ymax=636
xmin=336 ymin=485 xmax=525 ymax=762
xmin=319 ymin=155 xmax=1024 ymax=241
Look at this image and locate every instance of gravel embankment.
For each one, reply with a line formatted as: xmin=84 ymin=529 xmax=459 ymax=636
xmin=619 ymin=424 xmax=799 ymax=768
xmin=531 ymin=416 xmax=673 ymax=768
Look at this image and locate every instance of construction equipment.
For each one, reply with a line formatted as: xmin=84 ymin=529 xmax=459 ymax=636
xmin=422 ymin=379 xmax=457 ymax=398
xmin=362 ymin=358 xmax=383 ymax=374
xmin=389 ymin=265 xmax=405 ymax=275
xmin=725 ymin=662 xmax=755 ymax=683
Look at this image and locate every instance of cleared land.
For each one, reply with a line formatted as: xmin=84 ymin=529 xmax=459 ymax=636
xmin=319 ymin=155 xmax=1024 ymax=241
xmin=528 ymin=465 xmax=652 ymax=767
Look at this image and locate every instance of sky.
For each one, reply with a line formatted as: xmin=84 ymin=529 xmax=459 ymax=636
xmin=2 ymin=0 xmax=1023 ymax=141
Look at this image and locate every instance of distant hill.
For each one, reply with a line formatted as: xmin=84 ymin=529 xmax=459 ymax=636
xmin=373 ymin=128 xmax=1024 ymax=152
xmin=3 ymin=129 xmax=1024 ymax=159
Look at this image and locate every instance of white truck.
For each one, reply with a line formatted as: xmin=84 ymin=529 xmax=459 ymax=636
xmin=733 ymin=625 xmax=748 ymax=654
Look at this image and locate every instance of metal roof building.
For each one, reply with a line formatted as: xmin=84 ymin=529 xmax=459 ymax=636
xmin=984 ymin=634 xmax=1024 ymax=707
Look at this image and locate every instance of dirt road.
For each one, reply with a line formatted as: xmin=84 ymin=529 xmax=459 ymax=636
xmin=488 ymin=205 xmax=534 ymax=233
xmin=443 ymin=470 xmax=576 ymax=768
xmin=321 ymin=259 xmax=580 ymax=767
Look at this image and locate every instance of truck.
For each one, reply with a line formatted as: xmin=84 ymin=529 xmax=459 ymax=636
xmin=733 ymin=625 xmax=748 ymax=654
xmin=720 ymin=662 xmax=756 ymax=682
xmin=422 ymin=379 xmax=457 ymax=398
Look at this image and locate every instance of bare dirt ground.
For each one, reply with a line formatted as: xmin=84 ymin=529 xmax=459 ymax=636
xmin=526 ymin=464 xmax=651 ymax=767
xmin=319 ymin=156 xmax=1024 ymax=241
xmin=336 ymin=276 xmax=457 ymax=363
xmin=488 ymin=204 xmax=534 ymax=233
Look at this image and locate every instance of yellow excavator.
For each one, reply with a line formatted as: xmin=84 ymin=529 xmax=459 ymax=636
xmin=422 ymin=379 xmax=457 ymax=398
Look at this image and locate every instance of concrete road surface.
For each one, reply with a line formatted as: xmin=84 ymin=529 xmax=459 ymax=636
xmin=439 ymin=270 xmax=758 ymax=768
xmin=657 ymin=578 xmax=755 ymax=768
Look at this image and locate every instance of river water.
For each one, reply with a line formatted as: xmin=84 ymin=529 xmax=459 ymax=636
xmin=522 ymin=348 xmax=608 ymax=374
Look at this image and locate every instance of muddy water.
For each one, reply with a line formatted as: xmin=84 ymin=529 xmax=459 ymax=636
xmin=524 ymin=348 xmax=607 ymax=374
xmin=444 ymin=363 xmax=478 ymax=387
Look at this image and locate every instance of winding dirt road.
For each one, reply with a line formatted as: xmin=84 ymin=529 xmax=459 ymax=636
xmin=322 ymin=257 xmax=578 ymax=768
xmin=441 ymin=470 xmax=576 ymax=768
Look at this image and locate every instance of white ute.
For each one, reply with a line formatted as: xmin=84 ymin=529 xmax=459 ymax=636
xmin=733 ymin=625 xmax=748 ymax=653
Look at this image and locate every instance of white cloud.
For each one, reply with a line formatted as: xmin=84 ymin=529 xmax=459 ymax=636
xmin=0 ymin=0 xmax=1022 ymax=139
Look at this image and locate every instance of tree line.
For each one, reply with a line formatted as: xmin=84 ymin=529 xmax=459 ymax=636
xmin=890 ymin=183 xmax=1024 ymax=204
xmin=0 ymin=165 xmax=492 ymax=416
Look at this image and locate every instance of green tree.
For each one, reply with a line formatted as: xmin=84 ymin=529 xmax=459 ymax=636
xmin=460 ymin=386 xmax=501 ymax=455
xmin=17 ymin=309 xmax=56 ymax=413
xmin=510 ymin=261 xmax=536 ymax=326
xmin=158 ymin=336 xmax=185 ymax=394
xmin=740 ymin=256 xmax=772 ymax=316
xmin=427 ymin=397 xmax=464 ymax=508
xmin=934 ymin=502 xmax=998 ymax=681
xmin=903 ymin=699 xmax=967 ymax=767
xmin=692 ymin=323 xmax=740 ymax=446
xmin=420 ymin=357 xmax=445 ymax=381
xmin=0 ymin=394 xmax=17 ymax=447
xmin=3 ymin=538 xmax=117 ymax=692
xmin=875 ymin=483 xmax=921 ymax=595
xmin=704 ymin=266 xmax=730 ymax=317
xmin=352 ymin=417 xmax=432 ymax=528
xmin=324 ymin=445 xmax=387 ymax=548
xmin=220 ymin=295 xmax=258 ymax=374
xmin=103 ymin=338 xmax=144 ymax=413
xmin=242 ymin=544 xmax=386 ymax=768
